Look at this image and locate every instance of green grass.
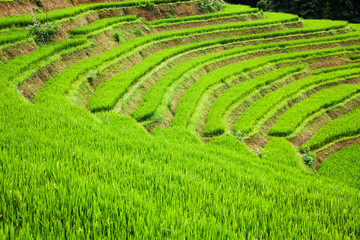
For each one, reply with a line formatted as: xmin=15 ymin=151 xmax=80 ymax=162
xmin=319 ymin=144 xmax=360 ymax=189
xmin=269 ymin=84 xmax=360 ymax=136
xmin=0 ymin=38 xmax=87 ymax=85
xmin=1 ymin=4 xmax=360 ymax=238
xmin=350 ymin=54 xmax=360 ymax=60
xmin=351 ymin=23 xmax=360 ymax=32
xmin=70 ymin=15 xmax=138 ymax=36
xmin=2 ymin=90 xmax=360 ymax=237
xmin=132 ymin=28 xmax=356 ymax=121
xmin=171 ymin=47 xmax=350 ymax=128
xmin=37 ymin=12 xmax=298 ymax=103
xmin=263 ymin=137 xmax=301 ymax=168
xmin=234 ymin=65 xmax=360 ymax=134
xmin=303 ymin=106 xmax=360 ymax=151
xmin=89 ymin=44 xmax=202 ymax=111
xmin=203 ymin=66 xmax=305 ymax=136
xmin=303 ymin=19 xmax=348 ymax=29
xmin=0 ymin=30 xmax=30 ymax=45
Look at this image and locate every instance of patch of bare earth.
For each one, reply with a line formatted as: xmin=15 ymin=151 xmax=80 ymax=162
xmin=0 ymin=1 xmax=40 ymax=17
xmin=126 ymin=2 xmax=202 ymax=21
xmin=316 ymin=136 xmax=360 ymax=162
xmin=0 ymin=41 xmax=37 ymax=64
xmin=0 ymin=0 xmax=199 ymax=17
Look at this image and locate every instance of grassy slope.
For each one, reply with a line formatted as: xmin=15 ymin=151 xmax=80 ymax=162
xmin=0 ymin=4 xmax=360 ymax=239
xmin=319 ymin=145 xmax=360 ymax=189
xmin=1 ymin=49 xmax=360 ymax=239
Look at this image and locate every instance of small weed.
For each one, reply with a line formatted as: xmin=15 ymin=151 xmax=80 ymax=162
xmin=152 ymin=113 xmax=164 ymax=123
xmin=189 ymin=37 xmax=197 ymax=43
xmin=257 ymin=148 xmax=268 ymax=159
xmin=301 ymin=146 xmax=316 ymax=167
xmin=27 ymin=20 xmax=58 ymax=45
xmin=165 ymin=9 xmax=174 ymax=19
xmin=165 ymin=12 xmax=174 ymax=19
xmin=87 ymin=70 xmax=98 ymax=86
xmin=113 ymin=32 xmax=120 ymax=42
xmin=236 ymin=131 xmax=247 ymax=142
xmin=34 ymin=0 xmax=43 ymax=7
xmin=140 ymin=0 xmax=155 ymax=11
xmin=198 ymin=0 xmax=223 ymax=13
xmin=223 ymin=82 xmax=230 ymax=88
xmin=132 ymin=27 xmax=143 ymax=37
xmin=113 ymin=31 xmax=126 ymax=43
xmin=243 ymin=100 xmax=251 ymax=108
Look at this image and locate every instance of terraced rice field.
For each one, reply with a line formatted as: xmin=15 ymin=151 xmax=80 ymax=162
xmin=1 ymin=0 xmax=359 ymax=238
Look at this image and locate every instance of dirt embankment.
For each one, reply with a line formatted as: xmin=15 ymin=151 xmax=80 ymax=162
xmin=0 ymin=0 xmax=200 ymax=18
xmin=0 ymin=0 xmax=122 ymax=17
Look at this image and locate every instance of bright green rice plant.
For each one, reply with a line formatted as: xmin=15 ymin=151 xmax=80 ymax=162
xmin=70 ymin=15 xmax=137 ymax=36
xmin=269 ymin=83 xmax=360 ymax=136
xmin=303 ymin=106 xmax=360 ymax=150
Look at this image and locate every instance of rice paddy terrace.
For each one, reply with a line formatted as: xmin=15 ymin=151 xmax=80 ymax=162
xmin=1 ymin=0 xmax=360 ymax=238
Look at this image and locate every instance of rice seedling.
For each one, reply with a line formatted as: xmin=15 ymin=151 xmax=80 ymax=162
xmin=269 ymin=84 xmax=360 ymax=136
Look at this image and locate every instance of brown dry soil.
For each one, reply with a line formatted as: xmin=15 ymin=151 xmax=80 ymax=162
xmin=0 ymin=0 xmax=201 ymax=19
xmin=316 ymin=136 xmax=360 ymax=162
xmin=0 ymin=40 xmax=37 ymax=64
xmin=0 ymin=0 xmax=198 ymax=17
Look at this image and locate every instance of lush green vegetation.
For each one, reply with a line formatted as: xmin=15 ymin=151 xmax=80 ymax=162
xmin=133 ymin=34 xmax=356 ymax=121
xmin=263 ymin=137 xmax=301 ymax=167
xmin=303 ymin=106 xmax=360 ymax=151
xmin=234 ymin=66 xmax=360 ymax=134
xmin=204 ymin=66 xmax=304 ymax=136
xmin=38 ymin=11 xmax=297 ymax=105
xmin=0 ymin=38 xmax=86 ymax=85
xmin=0 ymin=30 xmax=29 ymax=45
xmin=1 ymin=1 xmax=360 ymax=238
xmin=2 ymin=91 xmax=360 ymax=237
xmin=319 ymin=145 xmax=360 ymax=189
xmin=71 ymin=15 xmax=138 ymax=36
xmin=269 ymin=84 xmax=360 ymax=136
xmin=172 ymin=45 xmax=356 ymax=129
xmin=87 ymin=12 xmax=300 ymax=111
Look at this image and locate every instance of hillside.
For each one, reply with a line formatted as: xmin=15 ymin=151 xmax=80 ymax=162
xmin=0 ymin=0 xmax=360 ymax=238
